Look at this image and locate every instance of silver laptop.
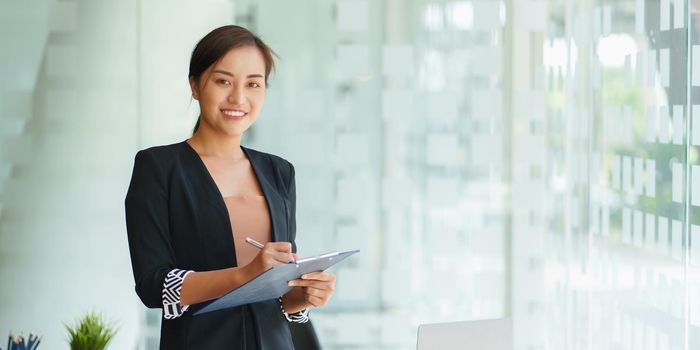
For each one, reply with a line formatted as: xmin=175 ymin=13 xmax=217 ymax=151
xmin=416 ymin=318 xmax=512 ymax=350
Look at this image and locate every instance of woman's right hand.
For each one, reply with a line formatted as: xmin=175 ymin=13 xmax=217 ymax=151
xmin=245 ymin=242 xmax=299 ymax=277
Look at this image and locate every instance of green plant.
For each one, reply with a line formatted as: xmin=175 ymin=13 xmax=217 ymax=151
xmin=64 ymin=310 xmax=117 ymax=350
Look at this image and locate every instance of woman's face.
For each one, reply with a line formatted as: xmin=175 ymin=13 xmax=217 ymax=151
xmin=190 ymin=45 xmax=267 ymax=137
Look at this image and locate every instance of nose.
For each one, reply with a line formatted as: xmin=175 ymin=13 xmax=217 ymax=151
xmin=228 ymin=85 xmax=245 ymax=105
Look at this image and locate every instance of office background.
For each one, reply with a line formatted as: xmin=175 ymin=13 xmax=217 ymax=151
xmin=1 ymin=0 xmax=699 ymax=349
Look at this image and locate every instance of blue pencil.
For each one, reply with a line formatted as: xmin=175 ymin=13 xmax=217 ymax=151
xmin=30 ymin=335 xmax=39 ymax=350
xmin=16 ymin=335 xmax=23 ymax=350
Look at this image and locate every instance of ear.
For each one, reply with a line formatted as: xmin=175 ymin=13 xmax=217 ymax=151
xmin=189 ymin=76 xmax=200 ymax=100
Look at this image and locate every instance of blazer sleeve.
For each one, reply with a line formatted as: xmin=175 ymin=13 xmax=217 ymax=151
xmin=125 ymin=150 xmax=176 ymax=308
xmin=287 ymin=162 xmax=297 ymax=254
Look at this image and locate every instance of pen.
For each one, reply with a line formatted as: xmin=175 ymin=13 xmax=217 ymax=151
xmin=245 ymin=236 xmax=264 ymax=249
xmin=245 ymin=236 xmax=296 ymax=263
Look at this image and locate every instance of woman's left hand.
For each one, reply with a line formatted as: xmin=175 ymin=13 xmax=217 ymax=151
xmin=288 ymin=271 xmax=336 ymax=307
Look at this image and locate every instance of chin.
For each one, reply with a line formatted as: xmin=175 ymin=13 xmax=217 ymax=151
xmin=221 ymin=127 xmax=249 ymax=137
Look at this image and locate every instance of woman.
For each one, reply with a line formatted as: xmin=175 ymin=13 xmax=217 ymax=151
xmin=125 ymin=25 xmax=336 ymax=349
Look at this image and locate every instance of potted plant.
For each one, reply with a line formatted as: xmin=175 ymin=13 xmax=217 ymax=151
xmin=64 ymin=310 xmax=117 ymax=350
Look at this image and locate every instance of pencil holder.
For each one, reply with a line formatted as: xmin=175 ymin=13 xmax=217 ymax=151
xmin=5 ymin=332 xmax=41 ymax=350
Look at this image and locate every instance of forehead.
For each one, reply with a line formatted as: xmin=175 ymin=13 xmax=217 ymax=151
xmin=211 ymin=45 xmax=266 ymax=75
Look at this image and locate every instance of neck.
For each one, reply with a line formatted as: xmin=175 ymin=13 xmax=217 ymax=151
xmin=187 ymin=125 xmax=245 ymax=160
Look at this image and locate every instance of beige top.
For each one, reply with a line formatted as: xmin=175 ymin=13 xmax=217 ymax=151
xmin=223 ymin=195 xmax=272 ymax=267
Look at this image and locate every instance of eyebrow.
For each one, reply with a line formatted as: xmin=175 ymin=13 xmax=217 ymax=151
xmin=212 ymin=69 xmax=264 ymax=79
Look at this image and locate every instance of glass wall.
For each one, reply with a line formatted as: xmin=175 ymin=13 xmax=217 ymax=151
xmin=225 ymin=0 xmax=700 ymax=348
xmin=1 ymin=0 xmax=699 ymax=349
xmin=538 ymin=0 xmax=698 ymax=348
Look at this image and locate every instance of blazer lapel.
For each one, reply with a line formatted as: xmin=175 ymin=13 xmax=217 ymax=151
xmin=242 ymin=146 xmax=287 ymax=245
xmin=180 ymin=141 xmax=237 ymax=268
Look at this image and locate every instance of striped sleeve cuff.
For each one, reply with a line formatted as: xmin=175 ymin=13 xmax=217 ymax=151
xmin=286 ymin=308 xmax=310 ymax=323
xmin=278 ymin=297 xmax=310 ymax=323
xmin=162 ymin=269 xmax=194 ymax=320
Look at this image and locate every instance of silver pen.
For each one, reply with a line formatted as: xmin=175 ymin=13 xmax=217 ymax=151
xmin=245 ymin=236 xmax=265 ymax=249
xmin=245 ymin=236 xmax=297 ymax=263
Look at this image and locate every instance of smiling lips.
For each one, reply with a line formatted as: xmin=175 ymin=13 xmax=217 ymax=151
xmin=222 ymin=109 xmax=248 ymax=118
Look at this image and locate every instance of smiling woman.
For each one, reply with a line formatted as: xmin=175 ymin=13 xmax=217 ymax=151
xmin=189 ymin=45 xmax=266 ymax=136
xmin=125 ymin=25 xmax=336 ymax=350
xmin=188 ymin=26 xmax=276 ymax=135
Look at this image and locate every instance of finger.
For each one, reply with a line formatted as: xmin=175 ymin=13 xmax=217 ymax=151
xmin=289 ymin=279 xmax=333 ymax=289
xmin=288 ymin=279 xmax=335 ymax=291
xmin=270 ymin=251 xmax=296 ymax=264
xmin=301 ymin=272 xmax=336 ymax=281
xmin=305 ymin=294 xmax=326 ymax=307
xmin=303 ymin=286 xmax=331 ymax=298
xmin=265 ymin=242 xmax=292 ymax=253
xmin=262 ymin=254 xmax=291 ymax=267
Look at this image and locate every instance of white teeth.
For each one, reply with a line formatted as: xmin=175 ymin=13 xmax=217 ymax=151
xmin=223 ymin=110 xmax=246 ymax=117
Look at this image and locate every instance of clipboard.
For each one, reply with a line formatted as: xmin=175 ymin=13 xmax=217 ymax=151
xmin=193 ymin=249 xmax=360 ymax=315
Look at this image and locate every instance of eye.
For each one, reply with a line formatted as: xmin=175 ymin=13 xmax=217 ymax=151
xmin=217 ymin=79 xmax=231 ymax=85
xmin=249 ymin=82 xmax=262 ymax=88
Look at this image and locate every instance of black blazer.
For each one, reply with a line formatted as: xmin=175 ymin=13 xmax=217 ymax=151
xmin=125 ymin=140 xmax=297 ymax=349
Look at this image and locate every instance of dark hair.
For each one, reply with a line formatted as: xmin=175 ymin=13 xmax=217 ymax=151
xmin=189 ymin=25 xmax=277 ymax=134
